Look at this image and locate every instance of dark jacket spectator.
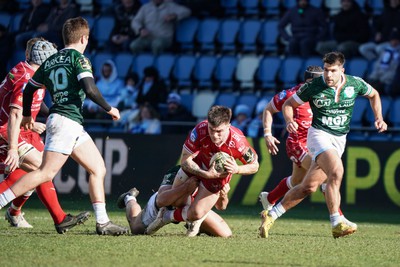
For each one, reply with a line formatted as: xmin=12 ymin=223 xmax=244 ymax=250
xmin=161 ymin=93 xmax=196 ymax=134
xmin=109 ymin=0 xmax=141 ymax=52
xmin=278 ymin=0 xmax=328 ymax=57
xmin=316 ymin=0 xmax=370 ymax=58
xmin=136 ymin=66 xmax=168 ymax=111
xmin=0 ymin=24 xmax=13 ymax=79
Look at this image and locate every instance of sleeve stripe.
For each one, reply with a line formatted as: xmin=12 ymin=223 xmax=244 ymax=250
xmin=293 ymin=93 xmax=305 ymax=105
xmin=77 ymin=71 xmax=93 ymax=81
xmin=29 ymin=78 xmax=43 ymax=88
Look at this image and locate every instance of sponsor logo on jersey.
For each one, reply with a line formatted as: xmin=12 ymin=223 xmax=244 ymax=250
xmin=344 ymin=86 xmax=354 ymax=98
xmin=338 ymin=99 xmax=354 ymax=108
xmin=313 ymin=98 xmax=331 ymax=108
xmin=44 ymin=55 xmax=71 ymax=69
xmin=79 ymin=57 xmax=91 ymax=70
xmin=278 ymin=90 xmax=287 ymax=100
xmin=229 ymin=140 xmax=235 ymax=148
xmin=25 ymin=73 xmax=30 ymax=80
xmin=321 ymin=115 xmax=348 ymax=127
xmin=243 ymin=148 xmax=255 ymax=163
xmin=190 ymin=129 xmax=197 ymax=142
xmin=8 ymin=72 xmax=15 ymax=80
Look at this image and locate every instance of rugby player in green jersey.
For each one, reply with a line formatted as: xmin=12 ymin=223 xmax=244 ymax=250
xmin=260 ymin=51 xmax=387 ymax=239
xmin=0 ymin=17 xmax=128 ymax=236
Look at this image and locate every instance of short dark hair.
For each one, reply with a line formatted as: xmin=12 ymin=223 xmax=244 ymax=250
xmin=304 ymin=65 xmax=323 ymax=80
xmin=323 ymin=51 xmax=345 ymax=67
xmin=207 ymin=105 xmax=232 ymax=126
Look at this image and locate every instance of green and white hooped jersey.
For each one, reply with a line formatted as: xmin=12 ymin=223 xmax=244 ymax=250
xmin=293 ymin=75 xmax=373 ymax=136
xmin=29 ymin=48 xmax=94 ymax=124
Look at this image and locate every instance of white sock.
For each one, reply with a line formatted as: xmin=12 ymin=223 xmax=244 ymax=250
xmin=330 ymin=212 xmax=341 ymax=227
xmin=269 ymin=202 xmax=286 ymax=220
xmin=286 ymin=176 xmax=294 ymax=189
xmin=321 ymin=183 xmax=327 ymax=193
xmin=92 ymin=202 xmax=110 ymax=224
xmin=124 ymin=195 xmax=136 ymax=206
xmin=0 ymin=189 xmax=16 ymax=208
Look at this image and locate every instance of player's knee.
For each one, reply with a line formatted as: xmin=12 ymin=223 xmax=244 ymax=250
xmin=301 ymin=183 xmax=318 ymax=195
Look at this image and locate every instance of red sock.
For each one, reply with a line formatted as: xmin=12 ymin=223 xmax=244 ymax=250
xmin=321 ymin=191 xmax=344 ymax=216
xmin=173 ymin=208 xmax=184 ymax=222
xmin=9 ymin=195 xmax=30 ymax=216
xmin=0 ymin=168 xmax=26 ymax=192
xmin=267 ymin=177 xmax=289 ymax=204
xmin=36 ymin=181 xmax=66 ymax=225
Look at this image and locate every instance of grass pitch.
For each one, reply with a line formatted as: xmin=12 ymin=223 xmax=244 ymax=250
xmin=0 ymin=196 xmax=399 ymax=267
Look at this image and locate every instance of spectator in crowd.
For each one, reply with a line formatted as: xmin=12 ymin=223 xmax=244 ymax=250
xmin=316 ymin=0 xmax=370 ymax=58
xmin=388 ymin=58 xmax=400 ymax=97
xmin=359 ymin=0 xmax=400 ymax=61
xmin=0 ymin=24 xmax=13 ymax=80
xmin=367 ymin=28 xmax=400 ymax=95
xmin=247 ymin=98 xmax=269 ymax=138
xmin=278 ymin=0 xmax=328 ymax=57
xmin=118 ymin=72 xmax=140 ymax=111
xmin=231 ymin=104 xmax=251 ymax=135
xmin=22 ymin=0 xmax=79 ymax=48
xmin=129 ymin=103 xmax=162 ymax=134
xmin=85 ymin=60 xmax=124 ymax=119
xmin=129 ymin=0 xmax=191 ymax=54
xmin=161 ymin=92 xmax=196 ymax=134
xmin=14 ymin=0 xmax=52 ymax=51
xmin=136 ymin=66 xmax=168 ymax=111
xmin=109 ymin=0 xmax=141 ymax=52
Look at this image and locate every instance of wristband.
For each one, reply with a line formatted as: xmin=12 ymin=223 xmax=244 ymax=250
xmin=264 ymin=133 xmax=272 ymax=137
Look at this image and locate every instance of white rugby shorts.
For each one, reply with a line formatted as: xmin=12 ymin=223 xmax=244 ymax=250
xmin=307 ymin=126 xmax=346 ymax=161
xmin=44 ymin=113 xmax=90 ymax=155
xmin=141 ymin=192 xmax=159 ymax=227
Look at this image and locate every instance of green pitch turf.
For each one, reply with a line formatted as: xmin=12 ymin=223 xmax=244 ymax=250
xmin=0 ymin=196 xmax=399 ymax=267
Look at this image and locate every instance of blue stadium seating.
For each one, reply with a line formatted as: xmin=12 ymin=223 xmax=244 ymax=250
xmin=214 ymin=55 xmax=238 ymax=90
xmin=193 ymin=55 xmax=217 ymax=89
xmin=9 ymin=12 xmax=23 ymax=33
xmin=279 ymin=57 xmax=303 ymax=88
xmin=259 ymin=19 xmax=279 ymax=53
xmin=366 ymin=96 xmax=391 ymax=126
xmin=172 ymin=55 xmax=196 ymax=89
xmin=154 ymin=54 xmax=176 ymax=86
xmin=220 ymin=0 xmax=239 ymax=16
xmin=346 ymin=58 xmax=369 ymax=79
xmin=236 ymin=93 xmax=259 ymax=115
xmin=389 ymin=97 xmax=400 ymax=128
xmin=196 ymin=18 xmax=220 ymax=52
xmin=214 ymin=92 xmax=237 ymax=109
xmin=238 ymin=19 xmax=261 ymax=52
xmin=239 ymin=0 xmax=259 ymax=17
xmin=235 ymin=55 xmax=260 ymax=90
xmin=180 ymin=92 xmax=194 ymax=112
xmin=131 ymin=53 xmax=155 ymax=79
xmin=257 ymin=56 xmax=281 ymax=90
xmin=350 ymin=97 xmax=369 ymax=128
xmin=175 ymin=17 xmax=199 ymax=51
xmin=114 ymin=52 xmax=134 ymax=79
xmin=93 ymin=16 xmax=115 ymax=49
xmin=0 ymin=12 xmax=11 ymax=28
xmin=217 ymin=19 xmax=241 ymax=53
xmin=261 ymin=0 xmax=280 ymax=16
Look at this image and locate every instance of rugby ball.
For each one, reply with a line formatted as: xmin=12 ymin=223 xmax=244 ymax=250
xmin=209 ymin=152 xmax=230 ymax=173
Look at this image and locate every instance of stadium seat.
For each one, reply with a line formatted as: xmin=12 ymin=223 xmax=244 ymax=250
xmin=9 ymin=12 xmax=23 ymax=33
xmin=91 ymin=52 xmax=114 ymax=79
xmin=235 ymin=55 xmax=260 ymax=90
xmin=114 ymin=53 xmax=134 ymax=79
xmin=261 ymin=0 xmax=280 ymax=17
xmin=238 ymin=19 xmax=261 ymax=53
xmin=388 ymin=97 xmax=400 ymax=127
xmin=239 ymin=0 xmax=260 ymax=17
xmin=131 ymin=53 xmax=155 ymax=79
xmin=220 ymin=0 xmax=239 ymax=16
xmin=217 ymin=19 xmax=241 ymax=53
xmin=180 ymin=92 xmax=194 ymax=112
xmin=236 ymin=93 xmax=259 ymax=115
xmin=214 ymin=92 xmax=237 ymax=109
xmin=350 ymin=97 xmax=369 ymax=128
xmin=259 ymin=19 xmax=279 ymax=53
xmin=283 ymin=0 xmax=297 ymax=8
xmin=192 ymin=91 xmax=218 ymax=120
xmin=7 ymin=50 xmax=25 ymax=70
xmin=309 ymin=0 xmax=323 ymax=7
xmin=0 ymin=12 xmax=11 ymax=28
xmin=368 ymin=0 xmax=384 ymax=15
xmin=346 ymin=58 xmax=369 ymax=79
xmin=278 ymin=57 xmax=303 ymax=88
xmin=214 ymin=55 xmax=238 ymax=90
xmin=175 ymin=17 xmax=199 ymax=52
xmin=196 ymin=18 xmax=220 ymax=52
xmin=257 ymin=56 xmax=281 ymax=90
xmin=193 ymin=55 xmax=217 ymax=89
xmin=93 ymin=16 xmax=115 ymax=49
xmin=172 ymin=55 xmax=196 ymax=89
xmin=154 ymin=53 xmax=176 ymax=86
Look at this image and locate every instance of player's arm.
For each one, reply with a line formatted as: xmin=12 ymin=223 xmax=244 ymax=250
xmin=227 ymin=147 xmax=259 ymax=175
xmin=215 ymin=183 xmax=230 ymax=211
xmin=156 ymin=177 xmax=199 ymax=208
xmin=79 ymin=77 xmax=120 ymax=120
xmin=4 ymin=107 xmax=22 ymax=172
xmin=282 ymin=96 xmax=301 ymax=133
xmin=262 ymin=101 xmax=281 ymax=155
xmin=22 ymin=82 xmax=39 ymax=130
xmin=365 ymin=88 xmax=387 ymax=133
xmin=181 ymin=149 xmax=224 ymax=179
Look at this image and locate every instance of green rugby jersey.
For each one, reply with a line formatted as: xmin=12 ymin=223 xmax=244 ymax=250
xmin=293 ymin=75 xmax=373 ymax=136
xmin=29 ymin=48 xmax=93 ymax=124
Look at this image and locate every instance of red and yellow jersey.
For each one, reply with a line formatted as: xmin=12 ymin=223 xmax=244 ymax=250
xmin=0 ymin=61 xmax=45 ymax=134
xmin=270 ymin=83 xmax=312 ymax=142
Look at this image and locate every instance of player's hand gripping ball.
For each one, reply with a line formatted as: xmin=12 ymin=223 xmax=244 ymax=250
xmin=210 ymin=152 xmax=230 ymax=173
